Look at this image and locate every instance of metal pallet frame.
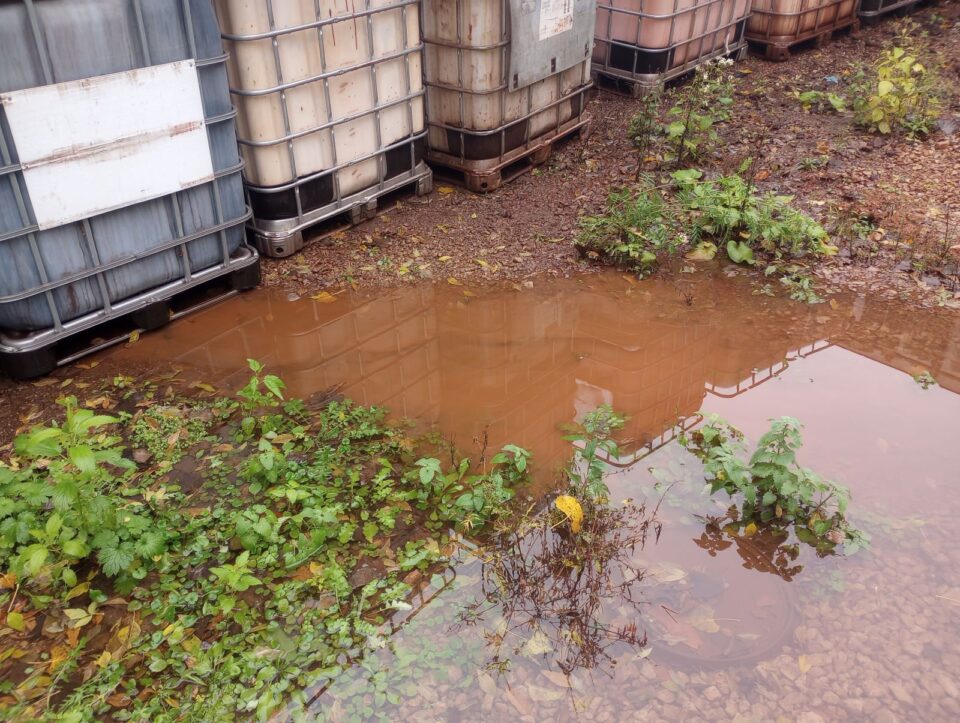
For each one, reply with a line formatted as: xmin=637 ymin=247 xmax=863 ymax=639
xmin=222 ymin=0 xmax=432 ymax=258
xmin=858 ymin=0 xmax=918 ymax=18
xmin=748 ymin=0 xmax=861 ymax=60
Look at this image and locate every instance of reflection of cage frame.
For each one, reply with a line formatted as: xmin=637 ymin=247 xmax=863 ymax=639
xmin=706 ymin=339 xmax=832 ymax=398
xmin=583 ymin=413 xmax=704 ymax=469
xmin=220 ymin=0 xmax=432 ymax=257
xmin=593 ymin=0 xmax=750 ymax=93
xmin=422 ymin=0 xmax=592 ymax=192
xmin=747 ymin=0 xmax=860 ymax=61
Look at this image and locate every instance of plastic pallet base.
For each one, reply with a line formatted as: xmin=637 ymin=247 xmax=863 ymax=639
xmin=0 ymin=259 xmax=261 ymax=380
xmin=594 ymin=44 xmax=749 ymax=98
xmin=251 ymin=172 xmax=433 ymax=258
xmin=749 ymin=19 xmax=860 ymax=61
xmin=428 ymin=119 xmax=590 ymax=193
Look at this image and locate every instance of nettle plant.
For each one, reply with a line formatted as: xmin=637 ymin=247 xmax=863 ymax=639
xmin=0 ymin=397 xmax=168 ymax=590
xmin=682 ymin=415 xmax=868 ymax=554
xmin=852 ymin=44 xmax=941 ymax=137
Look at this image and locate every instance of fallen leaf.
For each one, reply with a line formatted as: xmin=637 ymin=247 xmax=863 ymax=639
xmin=540 ymin=670 xmax=571 ymax=688
xmin=447 ymin=277 xmax=462 ymax=286
xmin=311 ymin=291 xmax=337 ymax=303
xmin=687 ymin=604 xmax=721 ymax=634
xmin=504 ymin=689 xmax=533 ymax=717
xmin=477 ymin=672 xmax=497 ymax=696
xmin=522 ymin=629 xmax=553 ymax=656
xmin=743 ymin=522 xmax=758 ymax=538
xmin=6 ymin=611 xmax=25 ymax=632
xmin=798 ymin=655 xmax=813 ymax=674
xmin=127 ymin=330 xmax=140 ymax=345
xmin=438 ymin=255 xmax=453 ymax=262
xmin=437 ymin=186 xmax=455 ymax=195
xmin=527 ymin=683 xmax=565 ymax=702
xmin=554 ymin=495 xmax=583 ymax=534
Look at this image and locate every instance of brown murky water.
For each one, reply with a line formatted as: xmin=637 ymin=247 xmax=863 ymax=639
xmin=110 ymin=269 xmax=960 ymax=721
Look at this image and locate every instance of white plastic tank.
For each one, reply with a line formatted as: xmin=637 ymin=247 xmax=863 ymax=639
xmin=0 ymin=0 xmax=257 ymax=379
xmin=214 ymin=0 xmax=432 ymax=257
xmin=593 ymin=0 xmax=752 ymax=91
xmin=422 ymin=0 xmax=595 ymax=192
xmin=748 ymin=0 xmax=860 ymax=59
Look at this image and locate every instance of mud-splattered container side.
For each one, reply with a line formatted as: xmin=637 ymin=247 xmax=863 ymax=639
xmin=422 ymin=0 xmax=595 ymax=192
xmin=0 ymin=0 xmax=256 ymax=377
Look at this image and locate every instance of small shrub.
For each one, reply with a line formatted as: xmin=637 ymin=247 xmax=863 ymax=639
xmin=673 ymin=169 xmax=836 ymax=264
xmin=852 ymin=44 xmax=941 ymax=136
xmin=660 ymin=58 xmax=735 ymax=167
xmin=793 ymin=89 xmax=847 ymax=113
xmin=575 ymin=184 xmax=679 ymax=277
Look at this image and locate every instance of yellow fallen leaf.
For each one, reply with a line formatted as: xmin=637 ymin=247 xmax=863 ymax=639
xmin=475 ymin=259 xmax=490 ymax=268
xmin=554 ymin=495 xmax=584 ymax=534
xmin=462 ymin=290 xmax=475 ymax=298
xmin=798 ymin=655 xmax=813 ymax=674
xmin=437 ymin=186 xmax=455 ymax=195
xmin=447 ymin=277 xmax=462 ymax=286
xmin=127 ymin=330 xmax=140 ymax=345
xmin=438 ymin=255 xmax=452 ymax=262
xmin=743 ymin=522 xmax=758 ymax=538
xmin=311 ymin=291 xmax=337 ymax=303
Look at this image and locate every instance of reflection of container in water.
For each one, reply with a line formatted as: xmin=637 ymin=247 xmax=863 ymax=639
xmin=593 ymin=0 xmax=752 ymax=93
xmin=422 ymin=0 xmax=594 ymax=192
xmin=746 ymin=0 xmax=860 ymax=61
xmin=215 ymin=0 xmax=432 ymax=258
xmin=0 ymin=0 xmax=257 ymax=380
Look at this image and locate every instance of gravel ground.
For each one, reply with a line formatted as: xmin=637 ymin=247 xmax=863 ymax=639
xmin=262 ymin=2 xmax=960 ymax=309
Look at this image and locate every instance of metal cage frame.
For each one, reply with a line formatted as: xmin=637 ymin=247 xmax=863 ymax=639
xmin=220 ymin=0 xmax=433 ymax=258
xmin=593 ymin=0 xmax=751 ymax=91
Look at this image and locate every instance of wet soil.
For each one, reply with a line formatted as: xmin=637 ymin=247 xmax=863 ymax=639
xmin=262 ymin=3 xmax=960 ymax=310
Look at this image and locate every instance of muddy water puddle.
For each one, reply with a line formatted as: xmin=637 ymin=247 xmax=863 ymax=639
xmin=108 ymin=270 xmax=960 ymax=720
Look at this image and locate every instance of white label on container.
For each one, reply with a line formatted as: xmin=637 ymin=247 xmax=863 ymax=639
xmin=538 ymin=0 xmax=573 ymax=40
xmin=0 ymin=60 xmax=213 ymax=230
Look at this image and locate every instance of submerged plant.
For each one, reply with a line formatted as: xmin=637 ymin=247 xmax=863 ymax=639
xmin=681 ymin=415 xmax=868 ymax=554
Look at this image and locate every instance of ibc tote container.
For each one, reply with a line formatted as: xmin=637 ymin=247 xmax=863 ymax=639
xmin=422 ymin=0 xmax=596 ymax=192
xmin=0 ymin=0 xmax=258 ymax=380
xmin=747 ymin=0 xmax=860 ymax=60
xmin=593 ymin=0 xmax=752 ymax=94
xmin=214 ymin=0 xmax=433 ymax=258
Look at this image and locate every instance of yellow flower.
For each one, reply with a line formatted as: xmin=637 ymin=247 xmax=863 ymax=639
xmin=554 ymin=495 xmax=584 ymax=534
